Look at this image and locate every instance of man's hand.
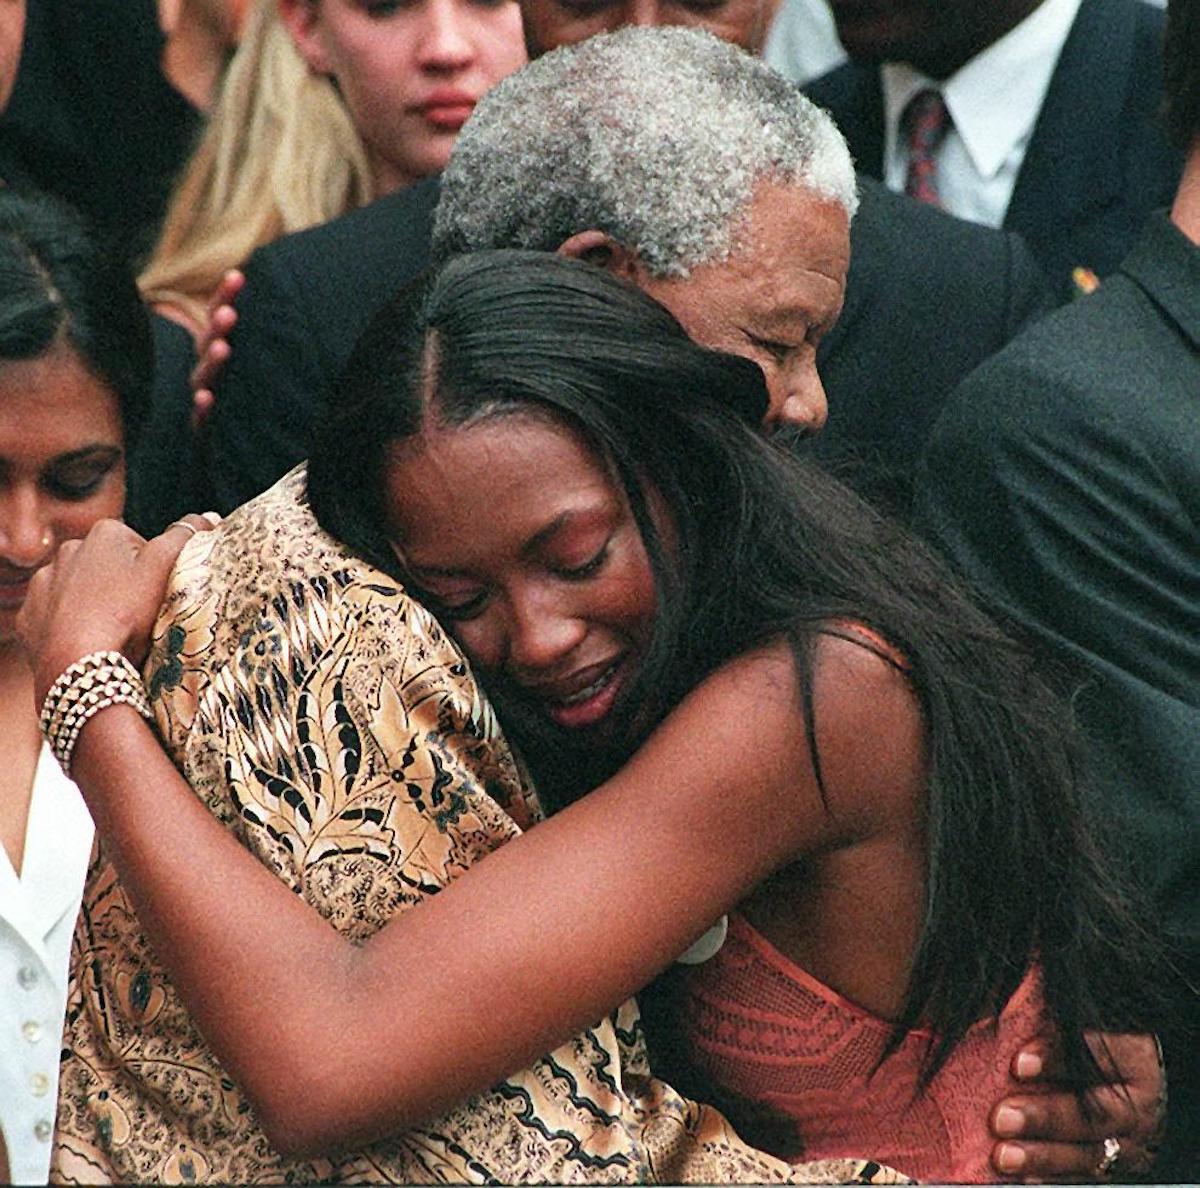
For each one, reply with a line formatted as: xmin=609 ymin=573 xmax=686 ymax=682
xmin=17 ymin=514 xmax=219 ymax=705
xmin=189 ymin=269 xmax=244 ymax=431
xmin=990 ymin=1032 xmax=1165 ymax=1181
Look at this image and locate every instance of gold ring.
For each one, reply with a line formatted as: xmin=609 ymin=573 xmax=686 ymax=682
xmin=1096 ymin=1136 xmax=1121 ymax=1176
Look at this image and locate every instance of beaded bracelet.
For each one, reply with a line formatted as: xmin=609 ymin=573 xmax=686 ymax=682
xmin=39 ymin=650 xmax=153 ymax=776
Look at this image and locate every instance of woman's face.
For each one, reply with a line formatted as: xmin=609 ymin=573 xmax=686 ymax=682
xmin=0 ymin=347 xmax=125 ymax=645
xmin=283 ymin=0 xmax=527 ymax=195
xmin=384 ymin=413 xmax=658 ymax=734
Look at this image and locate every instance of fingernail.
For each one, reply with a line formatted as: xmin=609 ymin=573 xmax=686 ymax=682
xmin=995 ymin=1105 xmax=1025 ymax=1137
xmin=997 ymin=1143 xmax=1026 ymax=1173
xmin=202 ymin=511 xmax=222 ymax=526
xmin=1015 ymin=1051 xmax=1042 ymax=1079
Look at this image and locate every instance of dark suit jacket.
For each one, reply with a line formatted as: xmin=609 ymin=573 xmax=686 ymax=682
xmin=208 ymin=174 xmax=1051 ymax=517
xmin=914 ymin=214 xmax=1200 ymax=1174
xmin=0 ymin=0 xmax=201 ymax=263
xmin=207 ymin=177 xmax=440 ymax=513
xmin=125 ymin=314 xmax=209 ymax=537
xmin=805 ymin=0 xmax=1183 ymax=293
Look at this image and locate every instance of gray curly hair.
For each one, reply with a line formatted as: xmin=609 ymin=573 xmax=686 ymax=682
xmin=432 ymin=27 xmax=857 ymax=278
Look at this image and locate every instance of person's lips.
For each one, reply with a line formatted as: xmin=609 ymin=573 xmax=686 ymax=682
xmin=0 ymin=572 xmax=32 ymax=610
xmin=414 ymin=90 xmax=476 ymax=130
xmin=526 ymin=655 xmax=630 ymax=731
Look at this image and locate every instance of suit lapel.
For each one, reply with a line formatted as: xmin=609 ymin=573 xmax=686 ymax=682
xmin=805 ymin=65 xmax=887 ymax=179
xmin=1123 ymin=216 xmax=1200 ymax=356
xmin=1003 ymin=0 xmax=1135 ymax=245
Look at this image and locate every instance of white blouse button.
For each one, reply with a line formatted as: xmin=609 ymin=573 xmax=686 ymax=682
xmin=30 ymin=1071 xmax=50 ymax=1096
xmin=22 ymin=1019 xmax=42 ymax=1043
xmin=33 ymin=1119 xmax=52 ymax=1142
xmin=17 ymin=965 xmax=39 ymax=990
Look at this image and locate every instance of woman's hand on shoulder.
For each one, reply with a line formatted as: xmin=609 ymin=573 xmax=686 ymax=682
xmin=17 ymin=513 xmax=219 ymax=703
xmin=190 ymin=269 xmax=244 ymax=431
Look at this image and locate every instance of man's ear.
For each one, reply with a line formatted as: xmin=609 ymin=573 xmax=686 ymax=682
xmin=277 ymin=0 xmax=330 ymax=74
xmin=556 ymin=231 xmax=641 ymax=281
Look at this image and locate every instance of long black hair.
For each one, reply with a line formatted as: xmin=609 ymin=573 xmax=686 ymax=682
xmin=309 ymin=249 xmax=1160 ymax=1086
xmin=0 ymin=188 xmax=152 ymax=447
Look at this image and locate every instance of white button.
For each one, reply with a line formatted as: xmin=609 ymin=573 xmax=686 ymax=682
xmin=17 ymin=965 xmax=39 ymax=989
xmin=22 ymin=1020 xmax=42 ymax=1043
xmin=30 ymin=1071 xmax=50 ymax=1097
xmin=34 ymin=1118 xmax=52 ymax=1142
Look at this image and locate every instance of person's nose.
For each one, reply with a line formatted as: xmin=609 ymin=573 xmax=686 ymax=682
xmin=505 ymin=587 xmax=588 ymax=677
xmin=767 ymin=363 xmax=829 ymax=435
xmin=621 ymin=0 xmax=666 ymax=28
xmin=0 ymin=486 xmax=54 ymax=569
xmin=415 ymin=0 xmax=476 ymax=70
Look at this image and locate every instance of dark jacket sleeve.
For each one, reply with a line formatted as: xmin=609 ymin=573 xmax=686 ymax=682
xmin=206 ymin=245 xmax=329 ymax=514
xmin=812 ymin=179 xmax=1056 ymax=517
xmin=912 ymin=297 xmax=1200 ymax=1176
xmin=205 ymin=179 xmax=440 ymax=514
xmin=125 ymin=314 xmax=205 ymax=537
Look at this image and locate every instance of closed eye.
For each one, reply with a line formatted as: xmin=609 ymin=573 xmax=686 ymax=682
xmin=359 ymin=0 xmax=409 ymax=16
xmin=419 ymin=586 xmax=489 ymax=622
xmin=42 ymin=450 xmax=122 ymax=502
xmin=556 ymin=545 xmax=609 ymax=580
xmin=748 ymin=334 xmax=798 ymax=364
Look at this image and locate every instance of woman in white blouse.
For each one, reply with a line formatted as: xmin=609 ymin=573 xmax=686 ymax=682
xmin=0 ymin=189 xmax=151 ymax=1185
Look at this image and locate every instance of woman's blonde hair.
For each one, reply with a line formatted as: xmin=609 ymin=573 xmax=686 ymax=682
xmin=139 ymin=0 xmax=374 ymax=329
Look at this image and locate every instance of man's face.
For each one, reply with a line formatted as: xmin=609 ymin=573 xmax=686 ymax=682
xmin=634 ymin=182 xmax=850 ymax=435
xmin=519 ymin=0 xmax=771 ymax=57
xmin=826 ymin=0 xmax=1041 ymax=79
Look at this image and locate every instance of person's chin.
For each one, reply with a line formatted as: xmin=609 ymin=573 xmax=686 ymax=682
xmin=0 ymin=612 xmax=20 ymax=649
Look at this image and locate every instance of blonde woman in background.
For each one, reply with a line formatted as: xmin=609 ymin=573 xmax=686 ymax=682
xmin=126 ymin=0 xmax=525 ymax=534
xmin=139 ymin=0 xmax=526 ymax=336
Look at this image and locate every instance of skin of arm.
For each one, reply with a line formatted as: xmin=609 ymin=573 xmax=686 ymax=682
xmin=21 ymin=521 xmax=922 ymax=1158
xmin=72 ymin=640 xmax=917 ymax=1156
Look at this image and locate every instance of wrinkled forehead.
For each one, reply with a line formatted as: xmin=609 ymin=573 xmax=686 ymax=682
xmin=518 ymin=0 xmax=777 ymax=55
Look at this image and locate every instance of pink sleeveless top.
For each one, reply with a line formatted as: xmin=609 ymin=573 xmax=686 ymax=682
xmin=679 ymin=912 xmax=1046 ymax=1183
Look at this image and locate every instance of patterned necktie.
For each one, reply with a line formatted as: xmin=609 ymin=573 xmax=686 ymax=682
xmin=902 ymin=89 xmax=950 ymax=206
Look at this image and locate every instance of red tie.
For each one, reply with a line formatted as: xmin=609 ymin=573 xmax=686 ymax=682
xmin=903 ymin=89 xmax=950 ymax=206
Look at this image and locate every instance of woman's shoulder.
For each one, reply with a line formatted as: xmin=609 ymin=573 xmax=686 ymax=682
xmin=688 ymin=626 xmax=914 ymax=734
xmin=655 ymin=628 xmax=925 ymax=847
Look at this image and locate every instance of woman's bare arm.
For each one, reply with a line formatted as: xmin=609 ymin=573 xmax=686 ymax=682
xmin=64 ymin=640 xmax=917 ymax=1154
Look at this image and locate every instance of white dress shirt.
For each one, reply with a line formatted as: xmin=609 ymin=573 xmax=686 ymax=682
xmin=881 ymin=0 xmax=1084 ymax=227
xmin=764 ymin=0 xmax=847 ymax=85
xmin=0 ymin=748 xmax=93 ymax=1186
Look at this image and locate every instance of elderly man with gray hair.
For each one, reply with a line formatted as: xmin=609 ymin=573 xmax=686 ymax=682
xmin=44 ymin=27 xmax=893 ymax=1187
xmin=206 ymin=41 xmax=1052 ymax=521
xmin=434 ymin=27 xmax=855 ymax=438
